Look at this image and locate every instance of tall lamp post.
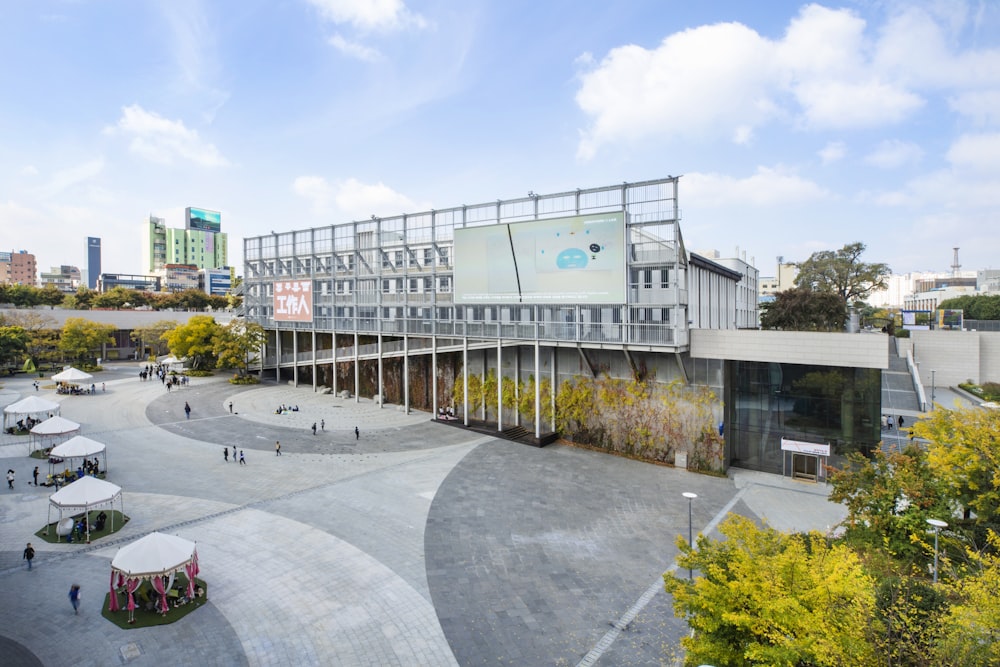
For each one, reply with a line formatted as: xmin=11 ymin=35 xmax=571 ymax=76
xmin=930 ymin=369 xmax=936 ymax=407
xmin=927 ymin=518 xmax=947 ymax=583
xmin=682 ymin=492 xmax=698 ymax=581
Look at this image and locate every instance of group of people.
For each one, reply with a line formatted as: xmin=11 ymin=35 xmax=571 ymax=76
xmin=274 ymin=404 xmax=299 ymax=414
xmin=881 ymin=414 xmax=906 ymax=431
xmin=56 ymin=382 xmax=101 ymax=395
xmin=223 ymin=446 xmax=246 ymax=465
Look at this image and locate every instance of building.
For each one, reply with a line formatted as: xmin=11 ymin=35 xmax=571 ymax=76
xmin=243 ymin=178 xmax=886 ymax=478
xmin=0 ymin=250 xmax=37 ymax=286
xmin=39 ymin=265 xmax=82 ymax=293
xmin=98 ymin=273 xmax=162 ymax=293
xmin=87 ymin=237 xmax=101 ymax=289
xmin=142 ymin=208 xmax=228 ymax=273
xmin=199 ymin=267 xmax=232 ymax=296
xmin=757 ymin=261 xmax=798 ymax=302
xmin=162 ymin=264 xmax=200 ymax=293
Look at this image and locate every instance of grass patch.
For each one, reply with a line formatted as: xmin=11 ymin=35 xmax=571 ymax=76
xmin=35 ymin=509 xmax=129 ymax=544
xmin=102 ymin=576 xmax=208 ymax=629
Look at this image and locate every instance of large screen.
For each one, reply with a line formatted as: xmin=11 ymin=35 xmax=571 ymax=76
xmin=186 ymin=207 xmax=221 ymax=233
xmin=454 ymin=212 xmax=626 ymax=304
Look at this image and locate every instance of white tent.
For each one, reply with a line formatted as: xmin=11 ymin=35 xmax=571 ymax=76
xmin=109 ymin=532 xmax=201 ymax=618
xmin=3 ymin=395 xmax=60 ymax=430
xmin=52 ymin=366 xmax=93 ymax=382
xmin=47 ymin=476 xmax=124 ymax=542
xmin=29 ymin=415 xmax=81 ymax=454
xmin=48 ymin=435 xmax=108 ymax=475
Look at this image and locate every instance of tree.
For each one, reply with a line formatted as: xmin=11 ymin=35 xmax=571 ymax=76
xmin=938 ymin=294 xmax=1000 ymax=321
xmin=911 ymin=406 xmax=1000 ymax=530
xmin=58 ymin=317 xmax=116 ymax=364
xmin=795 ymin=242 xmax=890 ymax=304
xmin=665 ymin=515 xmax=876 ymax=666
xmin=760 ymin=287 xmax=849 ymax=331
xmin=130 ymin=320 xmax=179 ymax=359
xmin=5 ymin=283 xmax=41 ymax=308
xmin=213 ymin=320 xmax=265 ymax=376
xmin=1 ymin=311 xmax=60 ymax=365
xmin=173 ymin=289 xmax=211 ymax=311
xmin=92 ymin=287 xmax=148 ymax=309
xmin=0 ymin=326 xmax=28 ymax=368
xmin=933 ymin=531 xmax=1000 ymax=666
xmin=37 ymin=285 xmax=66 ymax=307
xmin=162 ymin=315 xmax=221 ymax=370
xmin=64 ymin=285 xmax=96 ymax=310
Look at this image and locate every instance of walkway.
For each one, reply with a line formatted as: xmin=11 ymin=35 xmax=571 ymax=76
xmin=0 ymin=363 xmax=845 ymax=666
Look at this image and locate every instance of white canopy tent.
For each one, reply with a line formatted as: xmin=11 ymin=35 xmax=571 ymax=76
xmin=29 ymin=416 xmax=81 ymax=454
xmin=52 ymin=366 xmax=93 ymax=382
xmin=3 ymin=395 xmax=60 ymax=431
xmin=48 ymin=435 xmax=108 ymax=476
xmin=47 ymin=476 xmax=123 ymax=543
xmin=109 ymin=532 xmax=201 ymax=619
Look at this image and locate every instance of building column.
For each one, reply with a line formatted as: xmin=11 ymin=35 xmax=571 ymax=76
xmin=497 ymin=339 xmax=503 ymax=432
xmin=292 ymin=332 xmax=299 ymax=387
xmin=551 ymin=346 xmax=556 ymax=432
xmin=332 ymin=333 xmax=338 ymax=395
xmin=311 ymin=329 xmax=317 ymax=392
xmin=354 ymin=332 xmax=360 ymax=403
xmin=514 ymin=346 xmax=520 ymax=427
xmin=403 ymin=335 xmax=410 ymax=414
xmin=275 ymin=330 xmax=281 ymax=383
xmin=431 ymin=336 xmax=438 ymax=418
xmin=481 ymin=349 xmax=487 ymax=421
xmin=534 ymin=341 xmax=541 ymax=439
xmin=463 ymin=337 xmax=469 ymax=426
xmin=377 ymin=334 xmax=384 ymax=408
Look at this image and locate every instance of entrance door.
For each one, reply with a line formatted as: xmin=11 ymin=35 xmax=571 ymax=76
xmin=792 ymin=453 xmax=818 ymax=481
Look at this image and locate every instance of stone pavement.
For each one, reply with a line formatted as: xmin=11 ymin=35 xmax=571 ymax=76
xmin=1 ymin=362 xmax=846 ymax=666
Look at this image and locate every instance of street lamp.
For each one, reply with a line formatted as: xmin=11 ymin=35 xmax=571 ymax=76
xmin=927 ymin=518 xmax=947 ymax=583
xmin=682 ymin=492 xmax=698 ymax=581
xmin=930 ymin=369 xmax=936 ymax=407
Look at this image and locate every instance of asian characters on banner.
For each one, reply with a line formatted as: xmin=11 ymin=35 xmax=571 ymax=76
xmin=274 ymin=280 xmax=313 ymax=322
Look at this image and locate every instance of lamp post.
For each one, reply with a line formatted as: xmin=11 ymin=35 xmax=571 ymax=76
xmin=930 ymin=369 xmax=936 ymax=407
xmin=927 ymin=518 xmax=947 ymax=583
xmin=682 ymin=492 xmax=697 ymax=581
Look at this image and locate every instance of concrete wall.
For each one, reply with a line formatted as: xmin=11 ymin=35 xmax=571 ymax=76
xmin=690 ymin=329 xmax=889 ymax=369
xmin=910 ymin=330 xmax=1000 ymax=386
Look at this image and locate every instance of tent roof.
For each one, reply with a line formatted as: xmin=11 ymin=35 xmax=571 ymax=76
xmin=52 ymin=367 xmax=93 ymax=382
xmin=30 ymin=416 xmax=81 ymax=436
xmin=4 ymin=395 xmax=60 ymax=415
xmin=111 ymin=532 xmax=196 ymax=578
xmin=49 ymin=475 xmax=121 ymax=510
xmin=50 ymin=435 xmax=105 ymax=458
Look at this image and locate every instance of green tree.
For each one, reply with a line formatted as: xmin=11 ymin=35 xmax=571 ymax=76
xmin=760 ymin=287 xmax=849 ymax=331
xmin=37 ymin=285 xmax=66 ymax=307
xmin=5 ymin=283 xmax=41 ymax=308
xmin=665 ymin=515 xmax=876 ymax=666
xmin=213 ymin=320 xmax=265 ymax=376
xmin=0 ymin=325 xmax=29 ymax=368
xmin=933 ymin=531 xmax=1000 ymax=666
xmin=794 ymin=242 xmax=890 ymax=303
xmin=938 ymin=294 xmax=1000 ymax=320
xmin=161 ymin=315 xmax=221 ymax=370
xmin=92 ymin=287 xmax=148 ymax=309
xmin=1 ymin=311 xmax=60 ymax=366
xmin=130 ymin=319 xmax=179 ymax=359
xmin=65 ymin=285 xmax=96 ymax=310
xmin=173 ymin=289 xmax=211 ymax=310
xmin=58 ymin=317 xmax=115 ymax=364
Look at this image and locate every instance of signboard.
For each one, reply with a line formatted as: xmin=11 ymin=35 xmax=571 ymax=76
xmin=453 ymin=212 xmax=626 ymax=304
xmin=780 ymin=438 xmax=830 ymax=457
xmin=274 ymin=280 xmax=313 ymax=322
xmin=901 ymin=310 xmax=931 ymax=331
xmin=938 ymin=309 xmax=963 ymax=330
xmin=186 ymin=207 xmax=221 ymax=233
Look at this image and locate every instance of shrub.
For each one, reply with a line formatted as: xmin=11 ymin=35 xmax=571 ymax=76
xmin=184 ymin=369 xmax=213 ymax=377
xmin=229 ymin=374 xmax=259 ymax=385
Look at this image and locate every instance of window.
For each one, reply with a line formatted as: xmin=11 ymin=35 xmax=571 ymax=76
xmin=423 ymin=248 xmax=434 ymax=265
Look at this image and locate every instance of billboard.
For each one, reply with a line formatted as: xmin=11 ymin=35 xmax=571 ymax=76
xmin=454 ymin=212 xmax=626 ymax=304
xmin=274 ymin=280 xmax=313 ymax=322
xmin=186 ymin=207 xmax=221 ymax=233
xmin=938 ymin=309 xmax=963 ymax=330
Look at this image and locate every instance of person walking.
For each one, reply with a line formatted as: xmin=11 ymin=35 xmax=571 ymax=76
xmin=224 ymin=447 xmax=229 ymax=462
xmin=898 ymin=415 xmax=905 ymax=429
xmin=32 ymin=466 xmax=39 ymax=486
xmin=239 ymin=450 xmax=246 ymax=465
xmin=101 ymin=382 xmax=105 ymax=392
xmin=23 ymin=543 xmax=34 ymax=570
xmin=311 ymin=423 xmax=317 ymax=436
xmin=354 ymin=426 xmax=359 ymax=440
xmin=7 ymin=469 xmax=14 ymax=489
xmin=320 ymin=419 xmax=325 ymax=431
xmin=275 ymin=441 xmax=281 ymax=456
xmin=228 ymin=401 xmax=233 ymax=413
xmin=69 ymin=584 xmax=81 ymax=614
xmin=184 ymin=402 xmax=191 ymax=419
xmin=887 ymin=415 xmax=894 ymax=430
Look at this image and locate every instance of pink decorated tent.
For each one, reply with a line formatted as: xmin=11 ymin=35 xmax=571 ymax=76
xmin=109 ymin=532 xmax=200 ymax=621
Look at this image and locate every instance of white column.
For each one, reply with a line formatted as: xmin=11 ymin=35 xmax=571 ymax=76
xmin=354 ymin=332 xmax=360 ymax=403
xmin=431 ymin=336 xmax=438 ymax=418
xmin=292 ymin=332 xmax=299 ymax=386
xmin=550 ymin=346 xmax=556 ymax=432
xmin=275 ymin=330 xmax=280 ymax=383
xmin=377 ymin=334 xmax=384 ymax=408
xmin=332 ymin=333 xmax=338 ymax=395
xmin=463 ymin=337 xmax=469 ymax=426
xmin=534 ymin=340 xmax=541 ymax=439
xmin=311 ymin=329 xmax=317 ymax=392
xmin=497 ymin=339 xmax=503 ymax=432
xmin=403 ymin=335 xmax=410 ymax=414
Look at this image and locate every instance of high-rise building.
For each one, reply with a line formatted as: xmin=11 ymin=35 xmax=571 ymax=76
xmin=39 ymin=265 xmax=82 ymax=293
xmin=142 ymin=208 xmax=228 ymax=273
xmin=0 ymin=250 xmax=37 ymax=285
xmin=87 ymin=237 xmax=101 ymax=289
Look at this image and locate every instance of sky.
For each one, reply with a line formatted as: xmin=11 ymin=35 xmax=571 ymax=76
xmin=1 ymin=0 xmax=999 ymax=281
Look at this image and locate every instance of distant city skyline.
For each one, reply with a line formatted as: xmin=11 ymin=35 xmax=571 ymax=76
xmin=1 ymin=1 xmax=998 ymax=278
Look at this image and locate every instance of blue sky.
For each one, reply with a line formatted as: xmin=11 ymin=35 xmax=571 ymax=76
xmin=2 ymin=0 xmax=999 ymax=281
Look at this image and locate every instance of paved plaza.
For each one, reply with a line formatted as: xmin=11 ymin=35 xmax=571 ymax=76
xmin=0 ymin=363 xmax=846 ymax=666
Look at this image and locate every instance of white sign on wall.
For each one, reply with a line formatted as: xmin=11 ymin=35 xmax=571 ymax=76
xmin=780 ymin=438 xmax=831 ymax=457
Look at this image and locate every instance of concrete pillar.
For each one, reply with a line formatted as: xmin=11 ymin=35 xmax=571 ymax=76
xmin=311 ymin=329 xmax=317 ymax=391
xmin=431 ymin=336 xmax=438 ymax=418
xmin=354 ymin=332 xmax=360 ymax=403
xmin=463 ymin=337 xmax=469 ymax=426
xmin=377 ymin=334 xmax=383 ymax=408
xmin=275 ymin=330 xmax=280 ymax=383
xmin=292 ymin=332 xmax=298 ymax=386
xmin=497 ymin=339 xmax=503 ymax=432
xmin=534 ymin=340 xmax=541 ymax=439
xmin=332 ymin=333 xmax=338 ymax=395
xmin=403 ymin=335 xmax=409 ymax=414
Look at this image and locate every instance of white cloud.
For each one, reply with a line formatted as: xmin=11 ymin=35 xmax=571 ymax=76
xmin=34 ymin=158 xmax=105 ymax=198
xmin=575 ymin=2 xmax=1000 ymax=158
xmin=306 ymin=0 xmax=426 ymax=32
xmin=293 ymin=176 xmax=426 ymax=218
xmin=946 ymin=132 xmax=1000 ymax=172
xmin=328 ymin=34 xmax=382 ymax=61
xmin=683 ymin=167 xmax=830 ymax=208
xmin=948 ymin=90 xmax=1000 ymax=125
xmin=20 ymin=165 xmax=38 ymax=176
xmin=106 ymin=105 xmax=229 ymax=167
xmin=818 ymin=141 xmax=846 ymax=164
xmin=864 ymin=139 xmax=923 ymax=169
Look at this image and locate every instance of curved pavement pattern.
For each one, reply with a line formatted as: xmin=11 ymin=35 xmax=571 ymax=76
xmin=0 ymin=363 xmax=846 ymax=666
